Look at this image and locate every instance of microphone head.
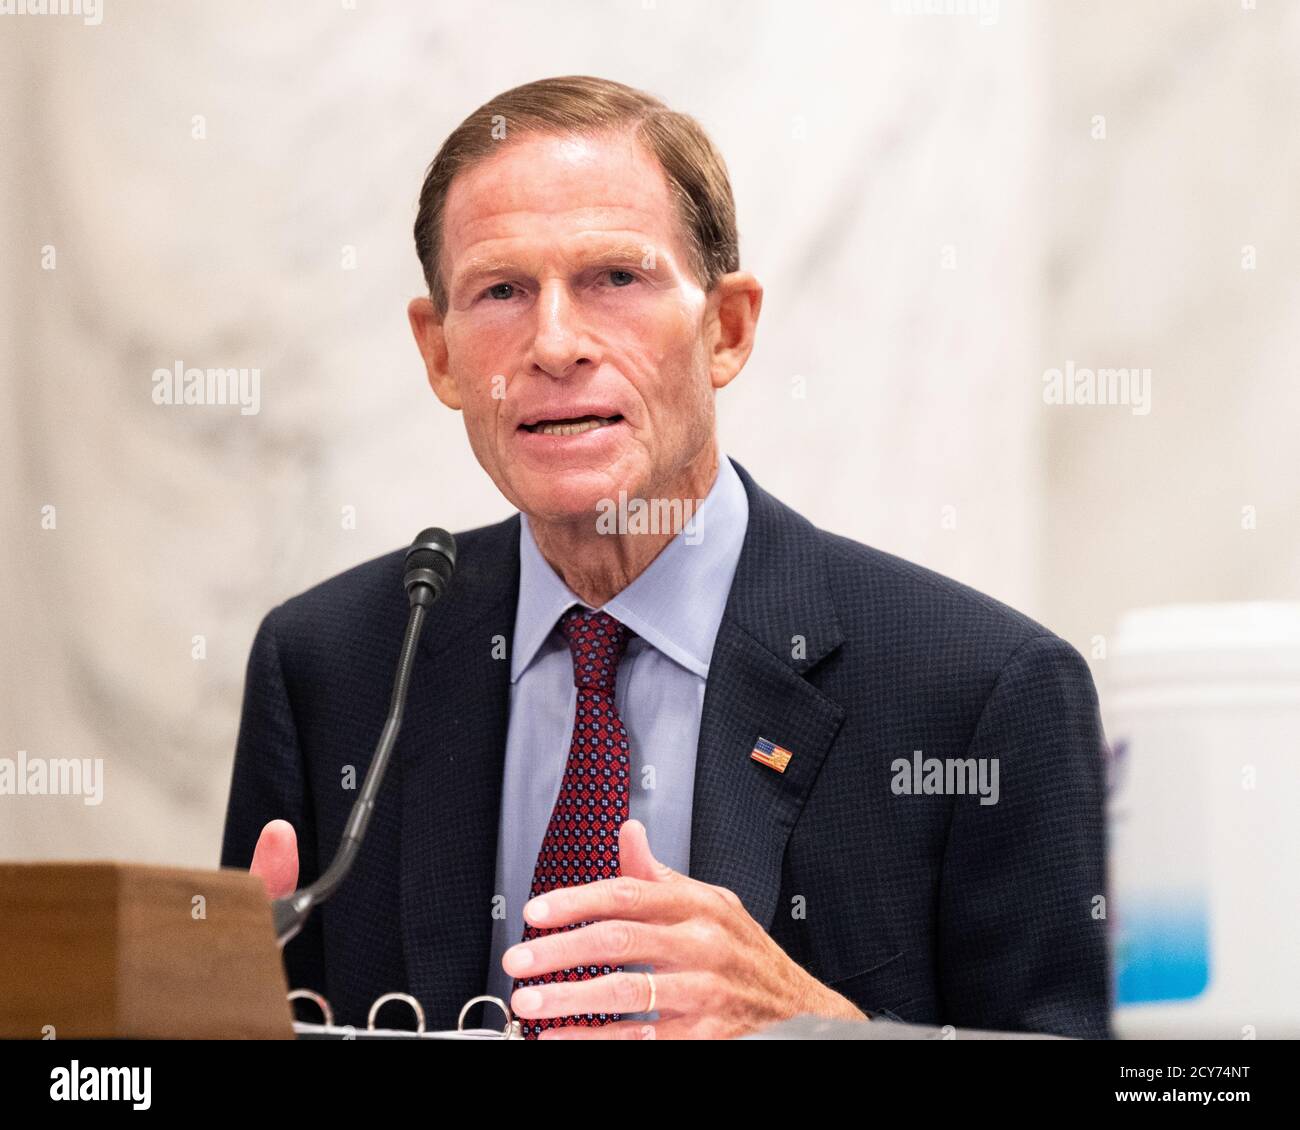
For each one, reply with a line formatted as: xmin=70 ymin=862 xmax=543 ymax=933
xmin=404 ymin=527 xmax=456 ymax=605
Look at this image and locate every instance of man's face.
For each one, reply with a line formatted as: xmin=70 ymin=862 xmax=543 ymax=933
xmin=410 ymin=130 xmax=743 ymax=524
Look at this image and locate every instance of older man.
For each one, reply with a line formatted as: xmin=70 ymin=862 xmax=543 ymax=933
xmin=221 ymin=75 xmax=1110 ymax=1040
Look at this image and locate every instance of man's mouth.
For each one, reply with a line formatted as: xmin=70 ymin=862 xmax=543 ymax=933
xmin=520 ymin=414 xmax=623 ymax=437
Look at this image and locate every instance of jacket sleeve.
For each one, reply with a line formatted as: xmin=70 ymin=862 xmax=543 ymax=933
xmin=936 ymin=633 xmax=1112 ymax=1039
xmin=219 ymin=605 xmax=328 ymax=1000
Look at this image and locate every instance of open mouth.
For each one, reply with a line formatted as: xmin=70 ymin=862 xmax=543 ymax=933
xmin=520 ymin=414 xmax=623 ymax=437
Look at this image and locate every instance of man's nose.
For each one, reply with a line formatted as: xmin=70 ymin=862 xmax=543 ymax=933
xmin=529 ymin=280 xmax=592 ymax=380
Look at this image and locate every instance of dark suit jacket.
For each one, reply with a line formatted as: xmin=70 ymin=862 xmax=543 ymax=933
xmin=220 ymin=458 xmax=1111 ymax=1038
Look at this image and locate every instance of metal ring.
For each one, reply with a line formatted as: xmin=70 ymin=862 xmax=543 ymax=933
xmin=458 ymin=994 xmax=514 ymax=1036
xmin=367 ymin=992 xmax=426 ymax=1033
xmin=287 ymin=989 xmax=334 ymax=1027
xmin=644 ymin=971 xmax=657 ymax=1014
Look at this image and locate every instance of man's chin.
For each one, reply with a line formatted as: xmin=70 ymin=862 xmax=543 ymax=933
xmin=510 ymin=470 xmax=639 ymax=529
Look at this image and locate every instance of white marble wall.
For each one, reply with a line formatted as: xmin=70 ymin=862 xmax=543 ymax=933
xmin=1037 ymin=0 xmax=1300 ymax=662
xmin=0 ymin=0 xmax=1293 ymax=866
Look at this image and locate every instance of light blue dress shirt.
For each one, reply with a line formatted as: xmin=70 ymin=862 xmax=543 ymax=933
xmin=485 ymin=454 xmax=750 ymax=1010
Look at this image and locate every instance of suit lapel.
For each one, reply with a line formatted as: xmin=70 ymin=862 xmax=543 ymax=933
xmin=689 ymin=460 xmax=846 ymax=931
xmin=399 ymin=514 xmax=520 ymax=1024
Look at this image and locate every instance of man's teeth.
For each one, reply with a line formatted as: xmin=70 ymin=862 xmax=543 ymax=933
xmin=529 ymin=415 xmax=618 ymax=436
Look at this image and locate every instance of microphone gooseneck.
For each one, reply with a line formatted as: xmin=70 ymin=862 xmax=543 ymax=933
xmin=271 ymin=528 xmax=456 ymax=947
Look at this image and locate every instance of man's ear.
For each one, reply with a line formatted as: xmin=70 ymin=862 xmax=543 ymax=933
xmin=407 ymin=296 xmax=462 ymax=410
xmin=706 ymin=272 xmax=763 ymax=392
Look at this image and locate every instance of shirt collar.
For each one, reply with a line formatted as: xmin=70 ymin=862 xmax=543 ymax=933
xmin=511 ymin=454 xmax=750 ymax=683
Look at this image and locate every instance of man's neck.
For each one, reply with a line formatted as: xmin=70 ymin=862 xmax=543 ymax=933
xmin=529 ymin=447 xmax=721 ymax=608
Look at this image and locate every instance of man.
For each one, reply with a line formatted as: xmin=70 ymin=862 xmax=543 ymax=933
xmin=221 ymin=75 xmax=1110 ymax=1040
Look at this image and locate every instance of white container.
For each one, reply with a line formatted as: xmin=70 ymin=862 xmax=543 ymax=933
xmin=1104 ymin=602 xmax=1300 ymax=1039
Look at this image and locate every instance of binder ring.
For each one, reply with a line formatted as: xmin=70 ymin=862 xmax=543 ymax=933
xmin=368 ymin=991 xmax=426 ymax=1033
xmin=287 ymin=989 xmax=334 ymax=1028
xmin=457 ymin=994 xmax=515 ymax=1037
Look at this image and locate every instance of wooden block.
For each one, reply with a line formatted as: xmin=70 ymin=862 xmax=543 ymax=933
xmin=0 ymin=862 xmax=294 ymax=1039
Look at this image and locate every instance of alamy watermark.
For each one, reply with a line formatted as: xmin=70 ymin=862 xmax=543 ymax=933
xmin=891 ymin=750 xmax=999 ymax=805
xmin=0 ymin=0 xmax=103 ymax=24
xmin=152 ymin=360 xmax=261 ymax=416
xmin=595 ymin=492 xmax=705 ymax=545
xmin=50 ymin=1061 xmax=150 ymax=1110
xmin=1042 ymin=361 xmax=1151 ymax=416
xmin=1 ymin=751 xmax=104 ymax=806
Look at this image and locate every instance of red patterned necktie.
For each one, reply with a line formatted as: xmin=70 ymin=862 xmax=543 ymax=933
xmin=514 ymin=606 xmax=633 ymax=1039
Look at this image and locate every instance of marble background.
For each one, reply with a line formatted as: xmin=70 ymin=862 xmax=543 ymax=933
xmin=0 ymin=0 xmax=1295 ymax=865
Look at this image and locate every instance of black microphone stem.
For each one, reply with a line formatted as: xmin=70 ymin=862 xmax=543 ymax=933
xmin=271 ymin=600 xmax=428 ymax=947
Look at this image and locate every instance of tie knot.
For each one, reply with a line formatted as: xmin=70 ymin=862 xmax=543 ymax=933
xmin=560 ymin=607 xmax=631 ymax=690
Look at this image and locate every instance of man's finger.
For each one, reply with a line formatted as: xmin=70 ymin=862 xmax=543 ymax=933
xmin=506 ymin=967 xmax=665 ymax=1019
xmin=503 ymin=919 xmax=712 ymax=980
xmin=249 ymin=818 xmax=298 ymax=899
xmin=540 ymin=1021 xmax=661 ymax=1041
xmin=521 ymin=871 xmax=722 ymax=931
xmin=511 ymin=969 xmax=705 ymax=1021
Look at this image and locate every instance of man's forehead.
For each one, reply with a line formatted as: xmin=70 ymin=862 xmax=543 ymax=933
xmin=442 ymin=132 xmax=680 ymax=260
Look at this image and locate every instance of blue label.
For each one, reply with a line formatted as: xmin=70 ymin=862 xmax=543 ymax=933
xmin=1115 ymin=898 xmax=1210 ymax=1004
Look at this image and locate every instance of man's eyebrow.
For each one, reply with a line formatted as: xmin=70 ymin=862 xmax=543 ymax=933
xmin=580 ymin=242 xmax=657 ymax=269
xmin=453 ymin=256 xmax=518 ymax=285
xmin=451 ymin=243 xmax=658 ymax=291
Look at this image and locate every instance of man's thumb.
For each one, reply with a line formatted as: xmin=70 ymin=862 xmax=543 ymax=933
xmin=250 ymin=818 xmax=299 ymax=899
xmin=617 ymin=819 xmax=677 ymax=883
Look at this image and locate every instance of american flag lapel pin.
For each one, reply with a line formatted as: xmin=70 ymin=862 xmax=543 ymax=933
xmin=750 ymin=736 xmax=793 ymax=774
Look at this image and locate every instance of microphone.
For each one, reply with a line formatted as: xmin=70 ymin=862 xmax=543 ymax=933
xmin=271 ymin=528 xmax=457 ymax=947
xmin=403 ymin=527 xmax=456 ymax=607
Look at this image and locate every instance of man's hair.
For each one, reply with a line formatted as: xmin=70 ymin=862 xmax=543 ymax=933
xmin=413 ymin=75 xmax=740 ymax=315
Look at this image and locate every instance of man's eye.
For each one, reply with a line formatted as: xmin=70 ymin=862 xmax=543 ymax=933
xmin=486 ymin=282 xmax=516 ymax=300
xmin=606 ymin=270 xmax=637 ymax=287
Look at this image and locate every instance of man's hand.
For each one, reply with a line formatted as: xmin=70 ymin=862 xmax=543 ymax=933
xmin=248 ymin=818 xmax=299 ymax=899
xmin=503 ymin=819 xmax=866 ymax=1039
